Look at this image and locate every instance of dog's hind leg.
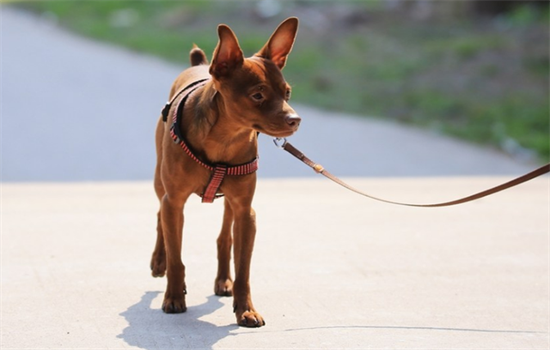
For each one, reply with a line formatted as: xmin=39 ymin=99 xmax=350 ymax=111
xmin=151 ymin=209 xmax=166 ymax=277
xmin=151 ymin=118 xmax=167 ymax=277
xmin=215 ymin=198 xmax=234 ymax=296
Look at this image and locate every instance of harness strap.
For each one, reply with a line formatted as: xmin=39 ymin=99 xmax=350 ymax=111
xmin=202 ymin=165 xmax=228 ymax=203
xmin=162 ymin=78 xmax=209 ymax=122
xmin=163 ymin=79 xmax=259 ymax=203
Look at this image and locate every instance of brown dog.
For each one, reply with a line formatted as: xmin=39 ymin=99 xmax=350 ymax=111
xmin=150 ymin=17 xmax=300 ymax=327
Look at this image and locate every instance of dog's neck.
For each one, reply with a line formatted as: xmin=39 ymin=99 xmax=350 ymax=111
xmin=182 ymin=81 xmax=258 ymax=166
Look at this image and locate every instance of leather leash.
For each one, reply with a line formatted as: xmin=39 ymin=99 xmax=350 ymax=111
xmin=274 ymin=138 xmax=550 ymax=208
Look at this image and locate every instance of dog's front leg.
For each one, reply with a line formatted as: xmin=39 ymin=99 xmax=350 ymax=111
xmin=231 ymin=201 xmax=265 ymax=327
xmin=160 ymin=193 xmax=188 ymax=313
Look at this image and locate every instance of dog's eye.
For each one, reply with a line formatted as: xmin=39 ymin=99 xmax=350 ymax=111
xmin=252 ymin=92 xmax=264 ymax=101
xmin=285 ymin=89 xmax=291 ymax=101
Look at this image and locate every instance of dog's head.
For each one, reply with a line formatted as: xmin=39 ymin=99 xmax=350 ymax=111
xmin=209 ymin=17 xmax=300 ymax=138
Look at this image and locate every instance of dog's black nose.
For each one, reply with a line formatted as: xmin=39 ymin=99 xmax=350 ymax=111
xmin=285 ymin=114 xmax=301 ymax=128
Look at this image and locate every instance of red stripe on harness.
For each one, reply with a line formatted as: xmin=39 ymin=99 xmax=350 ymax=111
xmin=202 ymin=165 xmax=228 ymax=203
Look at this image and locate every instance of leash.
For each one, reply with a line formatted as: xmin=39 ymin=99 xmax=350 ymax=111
xmin=273 ymin=138 xmax=550 ymax=208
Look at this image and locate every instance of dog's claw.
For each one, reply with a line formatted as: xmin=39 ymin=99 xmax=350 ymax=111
xmin=215 ymin=278 xmax=233 ymax=297
xmin=162 ymin=303 xmax=187 ymax=313
xmin=237 ymin=310 xmax=265 ymax=328
xmin=150 ymin=253 xmax=166 ymax=278
xmin=162 ymin=297 xmax=187 ymax=314
xmin=151 ymin=270 xmax=165 ymax=278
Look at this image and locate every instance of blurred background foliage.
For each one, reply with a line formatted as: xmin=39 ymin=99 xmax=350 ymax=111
xmin=13 ymin=0 xmax=550 ymax=161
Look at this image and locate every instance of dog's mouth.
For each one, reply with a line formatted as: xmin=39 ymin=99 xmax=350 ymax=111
xmin=253 ymin=124 xmax=297 ymax=138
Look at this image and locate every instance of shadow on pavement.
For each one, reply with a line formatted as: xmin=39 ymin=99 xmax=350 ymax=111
xmin=282 ymin=325 xmax=544 ymax=335
xmin=118 ymin=291 xmax=238 ymax=349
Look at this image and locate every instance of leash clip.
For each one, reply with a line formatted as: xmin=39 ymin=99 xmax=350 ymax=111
xmin=273 ymin=137 xmax=287 ymax=149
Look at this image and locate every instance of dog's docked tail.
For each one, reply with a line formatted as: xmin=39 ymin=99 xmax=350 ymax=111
xmin=190 ymin=44 xmax=208 ymax=66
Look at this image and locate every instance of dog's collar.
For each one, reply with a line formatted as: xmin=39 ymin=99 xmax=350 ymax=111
xmin=162 ymin=78 xmax=259 ymax=203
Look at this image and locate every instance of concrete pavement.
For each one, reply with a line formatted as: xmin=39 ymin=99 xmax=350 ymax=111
xmin=2 ymin=177 xmax=548 ymax=349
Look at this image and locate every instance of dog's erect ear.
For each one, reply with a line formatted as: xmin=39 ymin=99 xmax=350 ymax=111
xmin=255 ymin=17 xmax=299 ymax=70
xmin=210 ymin=24 xmax=244 ymax=78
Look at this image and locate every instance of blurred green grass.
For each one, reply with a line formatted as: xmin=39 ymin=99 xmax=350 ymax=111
xmin=14 ymin=0 xmax=549 ymax=161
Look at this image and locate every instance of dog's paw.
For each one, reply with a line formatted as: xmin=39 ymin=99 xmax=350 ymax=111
xmin=236 ymin=310 xmax=265 ymax=328
xmin=214 ymin=278 xmax=233 ymax=297
xmin=150 ymin=253 xmax=166 ymax=278
xmin=162 ymin=296 xmax=187 ymax=313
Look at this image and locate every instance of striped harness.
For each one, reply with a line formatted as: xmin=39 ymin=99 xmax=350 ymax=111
xmin=161 ymin=79 xmax=259 ymax=203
